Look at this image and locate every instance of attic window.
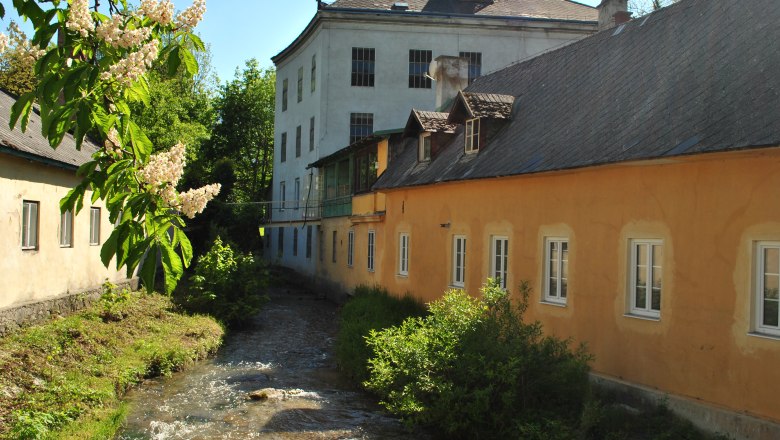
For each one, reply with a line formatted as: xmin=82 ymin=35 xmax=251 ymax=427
xmin=465 ymin=118 xmax=480 ymax=153
xmin=419 ymin=132 xmax=431 ymax=161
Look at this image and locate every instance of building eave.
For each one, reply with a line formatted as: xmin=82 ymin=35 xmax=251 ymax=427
xmin=272 ymin=8 xmax=597 ymax=66
xmin=0 ymin=145 xmax=79 ymax=172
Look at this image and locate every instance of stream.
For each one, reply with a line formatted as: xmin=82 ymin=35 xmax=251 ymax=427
xmin=117 ymin=287 xmax=417 ymax=439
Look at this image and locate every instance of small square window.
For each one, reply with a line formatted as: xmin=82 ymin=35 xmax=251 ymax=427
xmin=409 ymin=49 xmax=432 ymax=88
xmin=60 ymin=210 xmax=73 ymax=248
xmin=544 ymin=238 xmax=568 ymax=304
xmin=295 ymin=125 xmax=302 ymax=158
xmin=419 ymin=133 xmax=431 ymax=162
xmin=368 ymin=230 xmax=376 ymax=272
xmin=347 ymin=229 xmax=355 ymax=267
xmin=756 ymin=242 xmax=780 ymax=337
xmin=351 ymin=47 xmax=375 ymax=87
xmin=89 ymin=207 xmax=101 ymax=246
xmin=297 ymin=66 xmax=303 ymax=103
xmin=350 ymin=112 xmax=373 ymax=145
xmin=21 ymin=200 xmax=39 ymax=250
xmin=399 ymin=233 xmax=409 ymax=275
xmin=282 ymin=78 xmax=288 ymax=111
xmin=452 ymin=235 xmax=467 ymax=287
xmin=492 ymin=236 xmax=509 ymax=289
xmin=629 ymin=239 xmax=663 ymax=318
xmin=465 ymin=118 xmax=480 ymax=153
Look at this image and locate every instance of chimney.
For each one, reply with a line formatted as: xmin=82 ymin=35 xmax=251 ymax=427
xmin=598 ymin=0 xmax=631 ymax=31
xmin=430 ymin=55 xmax=469 ymax=111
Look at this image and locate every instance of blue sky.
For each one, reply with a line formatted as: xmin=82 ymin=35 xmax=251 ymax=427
xmin=1 ymin=0 xmax=602 ymax=83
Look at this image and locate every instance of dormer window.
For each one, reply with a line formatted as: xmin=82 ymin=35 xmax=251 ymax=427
xmin=419 ymin=132 xmax=431 ymax=161
xmin=465 ymin=118 xmax=480 ymax=153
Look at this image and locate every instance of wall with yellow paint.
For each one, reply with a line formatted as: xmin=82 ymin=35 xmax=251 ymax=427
xmin=0 ymin=155 xmax=133 ymax=310
xmin=317 ymin=216 xmax=384 ymax=294
xmin=372 ymin=147 xmax=780 ymax=423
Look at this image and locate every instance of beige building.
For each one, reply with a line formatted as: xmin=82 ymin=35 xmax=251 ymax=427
xmin=0 ymin=91 xmax=133 ymax=313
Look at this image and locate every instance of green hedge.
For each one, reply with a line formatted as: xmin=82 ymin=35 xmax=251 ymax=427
xmin=335 ymin=285 xmax=426 ymax=382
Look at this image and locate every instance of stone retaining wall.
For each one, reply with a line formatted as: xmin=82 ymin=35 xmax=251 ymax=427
xmin=0 ymin=278 xmax=139 ymax=336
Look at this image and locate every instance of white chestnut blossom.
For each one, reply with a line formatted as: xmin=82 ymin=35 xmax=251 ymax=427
xmin=178 ymin=184 xmax=221 ymax=218
xmin=0 ymin=33 xmax=8 ymax=53
xmin=7 ymin=22 xmax=46 ymax=64
xmin=66 ymin=0 xmax=94 ymax=38
xmin=138 ymin=142 xmax=186 ymax=190
xmin=105 ymin=127 xmax=123 ymax=156
xmin=175 ymin=0 xmax=206 ymax=31
xmin=97 ymin=14 xmax=152 ymax=49
xmin=139 ymin=0 xmax=175 ymax=26
xmin=100 ymin=39 xmax=159 ymax=87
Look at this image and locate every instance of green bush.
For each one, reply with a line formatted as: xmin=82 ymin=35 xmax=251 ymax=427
xmin=183 ymin=237 xmax=269 ymax=329
xmin=335 ymin=285 xmax=426 ymax=382
xmin=364 ymin=280 xmax=592 ymax=439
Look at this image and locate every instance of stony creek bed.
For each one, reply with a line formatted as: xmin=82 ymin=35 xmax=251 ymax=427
xmin=117 ymin=287 xmax=417 ymax=439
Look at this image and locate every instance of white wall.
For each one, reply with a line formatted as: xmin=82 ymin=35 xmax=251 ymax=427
xmin=0 ymin=155 xmax=132 ymax=310
xmin=270 ymin=12 xmax=596 ymax=275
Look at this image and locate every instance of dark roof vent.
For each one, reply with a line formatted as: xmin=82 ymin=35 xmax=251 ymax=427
xmin=391 ymin=2 xmax=409 ymax=10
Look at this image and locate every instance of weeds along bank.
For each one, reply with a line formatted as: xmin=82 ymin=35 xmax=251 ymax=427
xmin=0 ymin=284 xmax=223 ymax=440
xmin=336 ymin=281 xmax=731 ymax=440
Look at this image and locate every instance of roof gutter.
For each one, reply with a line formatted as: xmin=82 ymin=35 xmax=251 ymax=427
xmin=0 ymin=145 xmax=79 ymax=172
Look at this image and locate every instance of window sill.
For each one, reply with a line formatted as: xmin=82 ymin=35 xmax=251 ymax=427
xmin=449 ymin=284 xmax=465 ymax=290
xmin=748 ymin=331 xmax=780 ymax=341
xmin=541 ymin=300 xmax=567 ymax=308
xmin=397 ymin=273 xmax=408 ymax=278
xmin=623 ymin=313 xmax=660 ymax=322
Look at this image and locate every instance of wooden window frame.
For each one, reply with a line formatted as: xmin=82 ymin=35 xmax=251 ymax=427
xmin=399 ymin=233 xmax=409 ymax=276
xmin=491 ymin=236 xmax=509 ymax=289
xmin=452 ymin=235 xmax=467 ymax=287
xmin=629 ymin=239 xmax=663 ymax=319
xmin=89 ymin=207 xmax=101 ymax=246
xmin=465 ymin=118 xmax=480 ymax=153
xmin=21 ymin=200 xmax=39 ymax=250
xmin=756 ymin=242 xmax=780 ymax=337
xmin=543 ymin=238 xmax=568 ymax=304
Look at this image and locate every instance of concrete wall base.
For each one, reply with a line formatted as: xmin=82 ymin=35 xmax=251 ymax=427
xmin=591 ymin=373 xmax=780 ymax=440
xmin=0 ymin=278 xmax=139 ymax=337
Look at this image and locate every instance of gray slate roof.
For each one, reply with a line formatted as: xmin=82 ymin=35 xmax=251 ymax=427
xmin=405 ymin=110 xmax=457 ymax=136
xmin=451 ymin=92 xmax=515 ymax=121
xmin=375 ymin=0 xmax=780 ymax=191
xmin=0 ymin=90 xmax=97 ymax=170
xmin=325 ymin=0 xmax=597 ymax=22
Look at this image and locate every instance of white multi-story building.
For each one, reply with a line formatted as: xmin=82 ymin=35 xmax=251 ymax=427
xmin=268 ymin=0 xmax=598 ymax=275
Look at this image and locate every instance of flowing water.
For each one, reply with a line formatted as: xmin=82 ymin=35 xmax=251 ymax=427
xmin=117 ymin=288 xmax=417 ymax=439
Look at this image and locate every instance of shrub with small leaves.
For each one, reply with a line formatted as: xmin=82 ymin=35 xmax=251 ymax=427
xmin=364 ymin=279 xmax=592 ymax=439
xmin=184 ymin=237 xmax=269 ymax=329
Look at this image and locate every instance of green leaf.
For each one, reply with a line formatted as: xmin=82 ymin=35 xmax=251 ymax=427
xmin=9 ymin=92 xmax=34 ymax=131
xmin=128 ymin=121 xmax=153 ymax=162
xmin=167 ymin=46 xmax=181 ymax=76
xmin=180 ymin=48 xmax=199 ymax=77
xmin=139 ymin=244 xmax=158 ymax=292
xmin=75 ymin=101 xmax=92 ymax=150
xmin=176 ymin=228 xmax=193 ymax=267
xmin=160 ymin=239 xmax=184 ymax=294
xmin=76 ymin=160 xmax=98 ymax=178
xmin=60 ymin=182 xmax=87 ymax=214
xmin=101 ymin=228 xmax=119 ymax=267
xmin=187 ymin=33 xmax=206 ymax=52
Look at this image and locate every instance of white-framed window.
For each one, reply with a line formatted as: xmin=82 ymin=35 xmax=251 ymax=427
xmin=294 ymin=178 xmax=300 ymax=210
xmin=465 ymin=118 xmax=480 ymax=153
xmin=367 ymin=230 xmax=375 ymax=272
xmin=332 ymin=230 xmax=337 ymax=263
xmin=292 ymin=227 xmax=298 ymax=257
xmin=347 ymin=229 xmax=355 ymax=267
xmin=419 ymin=132 xmax=431 ymax=162
xmin=544 ymin=238 xmax=568 ymax=304
xmin=399 ymin=233 xmax=409 ymax=275
xmin=60 ymin=210 xmax=73 ymax=248
xmin=452 ymin=235 xmax=467 ymax=287
xmin=89 ymin=207 xmax=101 ymax=246
xmin=491 ymin=236 xmax=508 ymax=289
xmin=280 ymin=181 xmax=286 ymax=211
xmin=756 ymin=242 xmax=780 ymax=336
xmin=21 ymin=200 xmax=39 ymax=250
xmin=629 ymin=239 xmax=663 ymax=318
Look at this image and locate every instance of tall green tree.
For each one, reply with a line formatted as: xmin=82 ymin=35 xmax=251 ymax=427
xmin=0 ymin=22 xmax=39 ymax=95
xmin=206 ymin=59 xmax=275 ymax=203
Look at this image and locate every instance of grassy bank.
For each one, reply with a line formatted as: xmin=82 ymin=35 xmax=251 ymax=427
xmin=0 ymin=288 xmax=224 ymax=439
